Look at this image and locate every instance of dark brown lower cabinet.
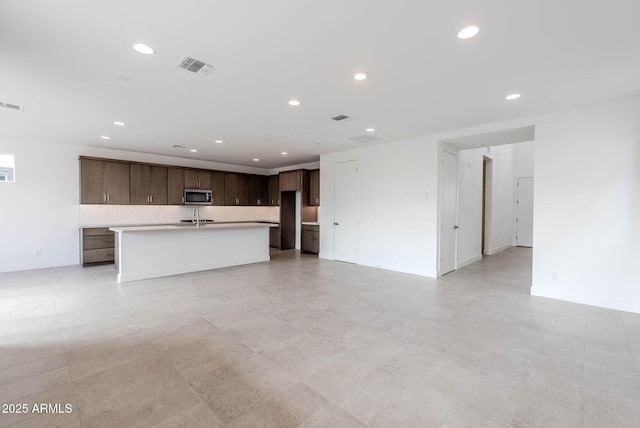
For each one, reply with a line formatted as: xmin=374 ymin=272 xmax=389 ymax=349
xmin=81 ymin=227 xmax=115 ymax=266
xmin=269 ymin=226 xmax=281 ymax=249
xmin=302 ymin=224 xmax=319 ymax=254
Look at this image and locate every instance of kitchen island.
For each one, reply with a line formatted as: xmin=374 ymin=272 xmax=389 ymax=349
xmin=109 ymin=222 xmax=275 ymax=283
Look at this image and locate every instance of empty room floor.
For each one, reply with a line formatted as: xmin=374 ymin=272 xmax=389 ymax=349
xmin=1 ymin=247 xmax=639 ymax=427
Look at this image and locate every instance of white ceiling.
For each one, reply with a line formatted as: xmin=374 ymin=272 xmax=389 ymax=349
xmin=1 ymin=0 xmax=639 ymax=169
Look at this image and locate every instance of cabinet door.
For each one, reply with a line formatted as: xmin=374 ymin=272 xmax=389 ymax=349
xmin=148 ymin=166 xmax=168 ymax=205
xmin=129 ymin=164 xmax=151 ymax=205
xmin=248 ymin=175 xmax=268 ymax=205
xmin=302 ymin=225 xmax=319 ymax=254
xmin=211 ymin=171 xmax=225 ymax=206
xmin=309 ymin=169 xmax=320 ymax=206
xmin=197 ymin=170 xmax=211 ymax=190
xmin=269 ymin=226 xmax=280 ymax=248
xmin=224 ymin=173 xmax=238 ymax=205
xmin=268 ymin=175 xmax=280 ymax=206
xmin=167 ymin=167 xmax=184 ymax=205
xmin=80 ymin=159 xmax=107 ymax=204
xmin=184 ymin=170 xmax=198 ymax=189
xmin=105 ymin=161 xmax=130 ymax=204
xmin=279 ymin=170 xmax=302 ymax=191
xmin=237 ymin=174 xmax=250 ymax=205
xmin=185 ymin=169 xmax=211 ymax=189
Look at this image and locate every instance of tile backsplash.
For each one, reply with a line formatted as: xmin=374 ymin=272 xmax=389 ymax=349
xmin=79 ymin=205 xmax=279 ymax=226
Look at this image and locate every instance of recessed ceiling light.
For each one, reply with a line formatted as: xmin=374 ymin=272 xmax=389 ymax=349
xmin=505 ymin=93 xmax=521 ymax=100
xmin=288 ymin=99 xmax=301 ymax=106
xmin=354 ymin=72 xmax=368 ymax=81
xmin=113 ymin=121 xmax=125 ymax=126
xmin=190 ymin=149 xmax=198 ymax=153
xmin=100 ymin=136 xmax=110 ymax=140
xmin=253 ymin=158 xmax=260 ymax=162
xmin=133 ymin=43 xmax=155 ymax=55
xmin=281 ymin=152 xmax=288 ymax=155
xmin=457 ymin=26 xmax=480 ymax=40
xmin=214 ymin=140 xmax=223 ymax=143
xmin=365 ymin=128 xmax=375 ymax=132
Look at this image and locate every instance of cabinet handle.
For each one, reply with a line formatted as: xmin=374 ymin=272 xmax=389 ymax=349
xmin=104 ymin=194 xmax=107 ymax=202
xmin=316 ymin=198 xmax=319 ymax=204
xmin=257 ymin=199 xmax=261 ymax=205
xmin=107 ymin=194 xmax=110 ymax=203
xmin=150 ymin=195 xmax=153 ymax=203
xmin=182 ymin=196 xmax=185 ymax=204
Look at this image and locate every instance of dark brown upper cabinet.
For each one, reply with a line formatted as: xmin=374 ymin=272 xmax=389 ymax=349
xmin=80 ymin=158 xmax=130 ymax=204
xmin=268 ymin=175 xmax=280 ymax=206
xmin=167 ymin=167 xmax=185 ymax=205
xmin=248 ymin=175 xmax=268 ymax=205
xmin=130 ymin=164 xmax=168 ymax=205
xmin=211 ymin=171 xmax=225 ymax=206
xmin=225 ymin=173 xmax=249 ymax=205
xmin=279 ymin=170 xmax=302 ymax=191
xmin=184 ymin=169 xmax=211 ymax=190
xmin=309 ymin=169 xmax=320 ymax=206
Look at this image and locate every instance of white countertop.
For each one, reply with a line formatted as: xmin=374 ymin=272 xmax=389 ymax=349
xmin=81 ymin=220 xmax=279 ymax=229
xmin=110 ymin=222 xmax=277 ymax=233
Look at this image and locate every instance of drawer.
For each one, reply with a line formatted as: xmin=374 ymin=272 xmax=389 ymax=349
xmin=83 ymin=248 xmax=114 ymax=265
xmin=83 ymin=227 xmax=112 ymax=236
xmin=83 ymin=234 xmax=114 ymax=250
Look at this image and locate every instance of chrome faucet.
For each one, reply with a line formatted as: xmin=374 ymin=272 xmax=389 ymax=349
xmin=193 ymin=207 xmax=200 ymax=226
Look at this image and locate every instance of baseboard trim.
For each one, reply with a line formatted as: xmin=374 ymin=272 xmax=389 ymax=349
xmin=0 ymin=258 xmax=78 ymax=273
xmin=531 ymin=286 xmax=640 ymax=314
xmin=458 ymin=254 xmax=482 ymax=269
xmin=484 ymin=243 xmax=512 ymax=256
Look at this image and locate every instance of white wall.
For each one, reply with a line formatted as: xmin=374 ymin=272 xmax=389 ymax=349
xmin=0 ymin=136 xmax=277 ymax=273
xmin=532 ymin=96 xmax=640 ymax=313
xmin=320 ymin=136 xmax=439 ymax=277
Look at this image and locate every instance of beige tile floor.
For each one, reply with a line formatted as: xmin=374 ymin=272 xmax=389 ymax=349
xmin=1 ymin=247 xmax=639 ymax=427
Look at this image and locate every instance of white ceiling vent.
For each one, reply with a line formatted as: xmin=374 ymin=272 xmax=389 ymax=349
xmin=331 ymin=114 xmax=350 ymax=121
xmin=1 ymin=102 xmax=23 ymax=112
xmin=348 ymin=133 xmax=380 ymax=143
xmin=177 ymin=56 xmax=216 ymax=76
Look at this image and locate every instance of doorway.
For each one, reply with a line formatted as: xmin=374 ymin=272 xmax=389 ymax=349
xmin=334 ymin=160 xmax=359 ymax=263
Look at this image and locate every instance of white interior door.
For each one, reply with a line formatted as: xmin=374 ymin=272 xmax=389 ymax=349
xmin=440 ymin=151 xmax=458 ymax=275
xmin=516 ymin=177 xmax=534 ymax=247
xmin=334 ymin=161 xmax=359 ymax=263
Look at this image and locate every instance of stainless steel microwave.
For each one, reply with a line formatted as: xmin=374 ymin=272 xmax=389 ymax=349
xmin=184 ymin=189 xmax=213 ymax=205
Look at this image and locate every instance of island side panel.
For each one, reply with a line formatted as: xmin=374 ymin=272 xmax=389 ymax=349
xmin=114 ymin=226 xmax=270 ymax=282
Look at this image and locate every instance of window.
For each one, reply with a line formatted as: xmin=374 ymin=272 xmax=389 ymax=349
xmin=0 ymin=154 xmax=15 ymax=182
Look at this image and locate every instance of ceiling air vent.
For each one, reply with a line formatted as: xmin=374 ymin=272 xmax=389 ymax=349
xmin=348 ymin=134 xmax=380 ymax=144
xmin=331 ymin=114 xmax=350 ymax=121
xmin=177 ymin=56 xmax=216 ymax=76
xmin=0 ymin=102 xmax=23 ymax=112
xmin=172 ymin=144 xmax=186 ymax=148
